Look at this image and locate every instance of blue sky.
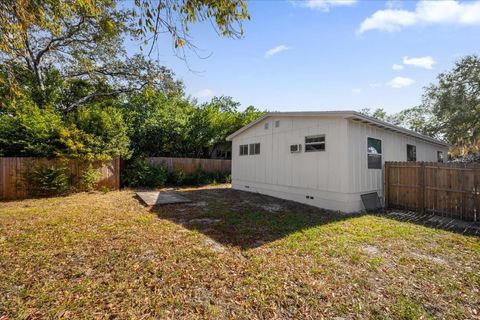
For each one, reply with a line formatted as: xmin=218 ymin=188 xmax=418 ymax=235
xmin=126 ymin=0 xmax=480 ymax=113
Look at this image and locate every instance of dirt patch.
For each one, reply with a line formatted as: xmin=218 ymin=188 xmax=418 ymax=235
xmin=261 ymin=204 xmax=283 ymax=213
xmin=360 ymin=245 xmax=380 ymax=255
xmin=411 ymin=252 xmax=448 ymax=265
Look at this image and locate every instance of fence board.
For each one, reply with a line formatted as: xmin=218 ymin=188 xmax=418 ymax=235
xmin=0 ymin=157 xmax=120 ymax=200
xmin=385 ymin=161 xmax=480 ymax=222
xmin=147 ymin=157 xmax=231 ymax=174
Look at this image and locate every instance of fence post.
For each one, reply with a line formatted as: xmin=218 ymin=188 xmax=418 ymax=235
xmin=384 ymin=162 xmax=389 ymax=209
xmin=419 ymin=162 xmax=425 ymax=214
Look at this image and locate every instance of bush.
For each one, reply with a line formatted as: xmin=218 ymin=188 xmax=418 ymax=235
xmin=169 ymin=170 xmax=187 ymax=186
xmin=80 ymin=165 xmax=102 ymax=192
xmin=26 ymin=163 xmax=70 ymax=196
xmin=166 ymin=167 xmax=230 ymax=186
xmin=122 ymin=159 xmax=168 ymax=188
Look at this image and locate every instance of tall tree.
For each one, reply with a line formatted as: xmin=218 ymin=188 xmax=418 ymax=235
xmin=0 ymin=0 xmax=249 ymax=110
xmin=420 ymin=55 xmax=480 ymax=148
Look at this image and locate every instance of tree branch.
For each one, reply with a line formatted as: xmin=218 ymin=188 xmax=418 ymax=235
xmin=65 ymin=84 xmax=148 ymax=114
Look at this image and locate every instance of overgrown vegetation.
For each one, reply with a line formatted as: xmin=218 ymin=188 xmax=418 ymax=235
xmin=0 ymin=186 xmax=478 ymax=318
xmin=122 ymin=159 xmax=169 ymax=188
xmin=122 ymin=158 xmax=231 ymax=188
xmin=79 ymin=165 xmax=103 ymax=192
xmin=0 ymin=0 xmax=258 ymax=163
xmin=25 ymin=163 xmax=70 ymax=196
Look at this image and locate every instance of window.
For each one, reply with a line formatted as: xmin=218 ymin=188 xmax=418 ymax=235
xmin=367 ymin=137 xmax=382 ymax=169
xmin=407 ymin=144 xmax=416 ymax=161
xmin=305 ymin=135 xmax=325 ymax=152
xmin=264 ymin=122 xmax=269 ymax=130
xmin=249 ymin=143 xmax=260 ymax=155
xmin=275 ymin=120 xmax=280 ymax=128
xmin=437 ymin=151 xmax=444 ymax=163
xmin=239 ymin=144 xmax=248 ymax=156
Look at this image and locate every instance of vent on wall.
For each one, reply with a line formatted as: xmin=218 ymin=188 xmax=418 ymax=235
xmin=290 ymin=144 xmax=302 ymax=153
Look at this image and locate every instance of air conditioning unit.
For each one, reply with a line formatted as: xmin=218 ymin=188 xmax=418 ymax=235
xmin=290 ymin=144 xmax=302 ymax=153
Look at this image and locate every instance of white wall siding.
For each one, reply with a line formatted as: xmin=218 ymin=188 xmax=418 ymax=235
xmin=231 ymin=116 xmax=351 ymax=211
xmin=346 ymin=120 xmax=449 ymax=197
xmin=231 ymin=115 xmax=448 ymax=213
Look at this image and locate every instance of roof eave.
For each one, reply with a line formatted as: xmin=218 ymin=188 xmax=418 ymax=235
xmin=226 ymin=111 xmax=450 ymax=147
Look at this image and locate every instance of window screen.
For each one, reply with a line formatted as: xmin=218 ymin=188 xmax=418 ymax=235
xmin=275 ymin=120 xmax=280 ymax=128
xmin=407 ymin=144 xmax=416 ymax=161
xmin=249 ymin=143 xmax=260 ymax=155
xmin=264 ymin=122 xmax=269 ymax=130
xmin=437 ymin=151 xmax=444 ymax=163
xmin=239 ymin=144 xmax=248 ymax=156
xmin=367 ymin=137 xmax=382 ymax=169
xmin=305 ymin=135 xmax=325 ymax=152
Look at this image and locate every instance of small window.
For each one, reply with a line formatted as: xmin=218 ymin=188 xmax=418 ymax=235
xmin=275 ymin=120 xmax=280 ymax=128
xmin=305 ymin=135 xmax=325 ymax=152
xmin=367 ymin=137 xmax=382 ymax=169
xmin=249 ymin=143 xmax=260 ymax=155
xmin=264 ymin=122 xmax=269 ymax=130
xmin=239 ymin=144 xmax=248 ymax=156
xmin=437 ymin=151 xmax=444 ymax=163
xmin=407 ymin=144 xmax=416 ymax=161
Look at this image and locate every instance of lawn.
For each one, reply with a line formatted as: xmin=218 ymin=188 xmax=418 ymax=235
xmin=0 ymin=185 xmax=479 ymax=319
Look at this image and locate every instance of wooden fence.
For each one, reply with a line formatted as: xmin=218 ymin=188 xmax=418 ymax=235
xmin=0 ymin=157 xmax=120 ymax=200
xmin=146 ymin=157 xmax=231 ymax=174
xmin=385 ymin=161 xmax=480 ymax=222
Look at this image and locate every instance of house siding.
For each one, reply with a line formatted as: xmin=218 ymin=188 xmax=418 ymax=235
xmin=231 ymin=115 xmax=448 ymax=212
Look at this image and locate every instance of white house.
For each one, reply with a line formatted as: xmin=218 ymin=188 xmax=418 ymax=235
xmin=226 ymin=111 xmax=449 ymax=213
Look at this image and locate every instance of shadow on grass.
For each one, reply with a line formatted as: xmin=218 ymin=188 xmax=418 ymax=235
xmin=149 ymin=187 xmax=364 ymax=249
xmin=377 ymin=210 xmax=480 ymax=236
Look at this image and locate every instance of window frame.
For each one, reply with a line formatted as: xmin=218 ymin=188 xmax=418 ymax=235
xmin=264 ymin=122 xmax=269 ymax=130
xmin=249 ymin=143 xmax=260 ymax=155
xmin=406 ymin=144 xmax=417 ymax=162
xmin=239 ymin=144 xmax=248 ymax=156
xmin=437 ymin=151 xmax=444 ymax=163
xmin=367 ymin=137 xmax=382 ymax=169
xmin=305 ymin=134 xmax=326 ymax=152
xmin=275 ymin=120 xmax=280 ymax=128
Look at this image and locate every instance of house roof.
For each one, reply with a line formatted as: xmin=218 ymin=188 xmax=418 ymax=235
xmin=226 ymin=111 xmax=449 ymax=147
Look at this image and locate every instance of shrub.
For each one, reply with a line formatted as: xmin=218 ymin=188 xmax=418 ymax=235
xmin=168 ymin=167 xmax=231 ymax=186
xmin=188 ymin=166 xmax=209 ymax=185
xmin=26 ymin=163 xmax=70 ymax=196
xmin=80 ymin=165 xmax=102 ymax=192
xmin=123 ymin=159 xmax=168 ymax=188
xmin=169 ymin=170 xmax=187 ymax=186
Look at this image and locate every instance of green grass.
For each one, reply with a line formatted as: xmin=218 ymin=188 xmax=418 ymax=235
xmin=0 ymin=185 xmax=479 ymax=319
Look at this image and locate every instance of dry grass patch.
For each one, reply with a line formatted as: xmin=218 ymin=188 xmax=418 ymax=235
xmin=0 ymin=185 xmax=479 ymax=319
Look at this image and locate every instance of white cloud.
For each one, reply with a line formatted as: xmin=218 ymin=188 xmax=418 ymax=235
xmin=301 ymin=0 xmax=357 ymax=11
xmin=387 ymin=76 xmax=415 ymax=88
xmin=196 ymin=89 xmax=214 ymax=99
xmin=385 ymin=0 xmax=403 ymax=9
xmin=369 ymin=82 xmax=382 ymax=88
xmin=264 ymin=45 xmax=290 ymax=58
xmin=403 ymin=56 xmax=435 ymax=69
xmin=392 ymin=64 xmax=404 ymax=70
xmin=352 ymin=88 xmax=362 ymax=94
xmin=358 ymin=0 xmax=480 ymax=33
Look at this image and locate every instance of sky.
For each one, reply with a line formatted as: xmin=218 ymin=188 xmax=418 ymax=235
xmin=125 ymin=0 xmax=480 ymax=114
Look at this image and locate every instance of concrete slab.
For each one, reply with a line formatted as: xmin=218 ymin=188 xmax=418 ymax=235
xmin=136 ymin=191 xmax=191 ymax=206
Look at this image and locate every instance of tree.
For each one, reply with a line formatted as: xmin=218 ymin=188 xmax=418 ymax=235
xmin=123 ymin=93 xmax=264 ymax=158
xmin=420 ymin=55 xmax=480 ymax=148
xmin=0 ymin=0 xmax=248 ymax=111
xmin=359 ymin=106 xmax=437 ymax=138
xmin=123 ymin=90 xmax=194 ymax=157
